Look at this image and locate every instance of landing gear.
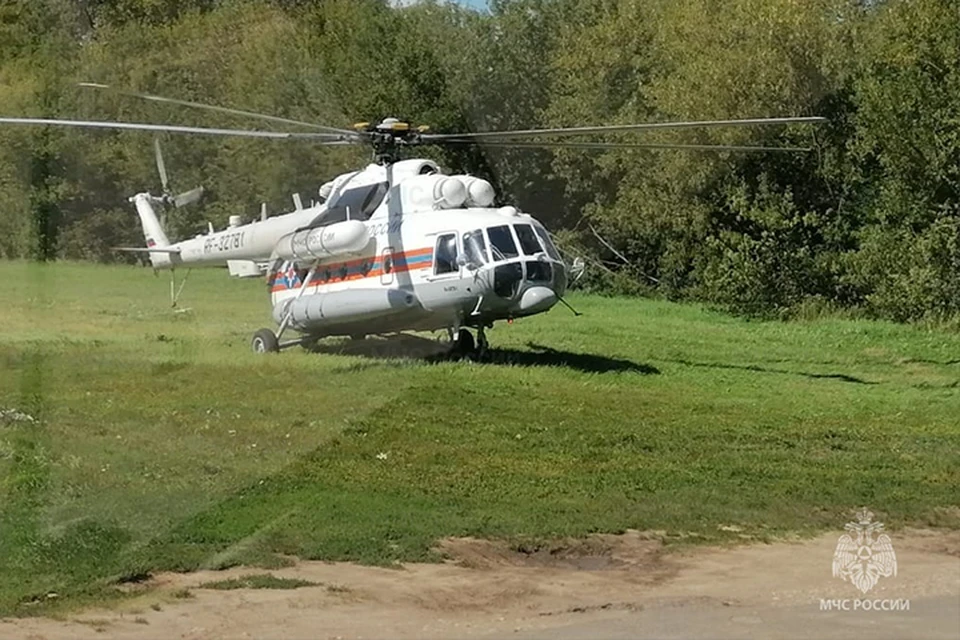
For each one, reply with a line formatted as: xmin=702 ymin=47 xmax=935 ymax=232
xmin=251 ymin=328 xmax=280 ymax=353
xmin=476 ymin=326 xmax=489 ymax=361
xmin=453 ymin=328 xmax=475 ymax=358
xmin=448 ymin=325 xmax=490 ymax=361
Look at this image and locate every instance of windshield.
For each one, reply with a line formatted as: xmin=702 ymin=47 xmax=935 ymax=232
xmin=514 ymin=223 xmax=543 ymax=255
xmin=533 ymin=224 xmax=562 ymax=261
xmin=487 ymin=225 xmax=519 ymax=261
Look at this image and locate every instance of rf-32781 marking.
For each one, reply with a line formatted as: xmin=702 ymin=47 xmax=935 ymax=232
xmin=203 ymin=231 xmax=246 ymax=253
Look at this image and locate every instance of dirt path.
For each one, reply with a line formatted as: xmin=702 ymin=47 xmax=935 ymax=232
xmin=4 ymin=529 xmax=958 ymax=640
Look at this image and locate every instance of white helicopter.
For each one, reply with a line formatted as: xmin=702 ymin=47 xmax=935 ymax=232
xmin=0 ymin=84 xmax=826 ymax=357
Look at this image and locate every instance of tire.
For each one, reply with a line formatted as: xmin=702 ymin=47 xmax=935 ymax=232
xmin=454 ymin=329 xmax=476 ymax=358
xmin=251 ymin=328 xmax=280 ymax=354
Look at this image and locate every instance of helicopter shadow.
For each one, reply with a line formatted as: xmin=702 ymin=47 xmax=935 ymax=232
xmin=484 ymin=342 xmax=660 ymax=375
xmin=313 ymin=335 xmax=660 ymax=375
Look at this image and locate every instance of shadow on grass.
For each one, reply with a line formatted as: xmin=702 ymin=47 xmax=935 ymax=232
xmin=490 ymin=342 xmax=660 ymax=375
xmin=671 ymin=359 xmax=877 ymax=385
xmin=314 ymin=336 xmax=659 ymax=375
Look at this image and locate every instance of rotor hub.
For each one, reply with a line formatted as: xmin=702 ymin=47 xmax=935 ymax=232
xmin=354 ymin=118 xmax=431 ymax=164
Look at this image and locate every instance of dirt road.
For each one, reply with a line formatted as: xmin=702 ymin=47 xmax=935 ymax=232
xmin=3 ymin=528 xmax=958 ymax=640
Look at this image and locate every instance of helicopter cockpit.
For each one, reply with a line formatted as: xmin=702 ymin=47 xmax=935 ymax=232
xmin=460 ymin=221 xmax=566 ymax=314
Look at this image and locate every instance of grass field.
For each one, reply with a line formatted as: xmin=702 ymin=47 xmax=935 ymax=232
xmin=1 ymin=260 xmax=958 ymax=616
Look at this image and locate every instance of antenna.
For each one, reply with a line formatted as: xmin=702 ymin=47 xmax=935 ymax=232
xmin=260 ymin=203 xmax=267 ymax=221
xmin=292 ymin=193 xmax=303 ymax=210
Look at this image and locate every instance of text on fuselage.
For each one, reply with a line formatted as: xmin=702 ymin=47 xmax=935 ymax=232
xmin=203 ymin=231 xmax=246 ymax=254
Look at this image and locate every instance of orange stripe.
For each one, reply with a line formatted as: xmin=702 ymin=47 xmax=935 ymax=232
xmin=270 ymin=247 xmax=433 ymax=292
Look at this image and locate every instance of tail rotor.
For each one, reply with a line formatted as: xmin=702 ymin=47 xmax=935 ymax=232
xmin=152 ymin=137 xmax=205 ymax=230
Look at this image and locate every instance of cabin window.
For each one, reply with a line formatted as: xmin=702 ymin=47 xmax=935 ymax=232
xmin=434 ymin=233 xmax=459 ymax=275
xmin=487 ymin=225 xmax=519 ymax=261
xmin=514 ymin=224 xmax=543 ymax=256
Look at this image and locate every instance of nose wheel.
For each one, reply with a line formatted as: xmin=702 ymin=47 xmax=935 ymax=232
xmin=450 ymin=326 xmax=489 ymax=361
xmin=251 ymin=328 xmax=280 ymax=353
xmin=453 ymin=328 xmax=475 ymax=358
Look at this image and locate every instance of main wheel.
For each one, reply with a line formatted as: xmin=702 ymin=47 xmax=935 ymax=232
xmin=453 ymin=328 xmax=476 ymax=359
xmin=251 ymin=328 xmax=280 ymax=354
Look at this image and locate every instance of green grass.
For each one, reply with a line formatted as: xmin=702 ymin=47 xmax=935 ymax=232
xmin=198 ymin=574 xmax=319 ymax=590
xmin=0 ymin=260 xmax=958 ymax=615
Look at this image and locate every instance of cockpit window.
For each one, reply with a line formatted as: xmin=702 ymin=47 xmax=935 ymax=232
xmin=526 ymin=261 xmax=552 ymax=283
xmin=514 ymin=224 xmax=543 ymax=256
xmin=463 ymin=229 xmax=489 ymax=265
xmin=533 ymin=224 xmax=562 ymax=261
xmin=487 ymin=225 xmax=519 ymax=261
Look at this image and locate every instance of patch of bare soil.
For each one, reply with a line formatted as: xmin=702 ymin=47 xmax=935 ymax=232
xmin=435 ymin=529 xmax=667 ymax=572
xmin=3 ymin=529 xmax=958 ymax=640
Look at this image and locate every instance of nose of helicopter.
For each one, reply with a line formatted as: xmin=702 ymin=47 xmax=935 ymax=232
xmin=517 ymin=285 xmax=557 ymax=314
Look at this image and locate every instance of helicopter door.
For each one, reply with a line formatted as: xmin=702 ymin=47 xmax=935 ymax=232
xmin=380 ymin=247 xmax=394 ymax=285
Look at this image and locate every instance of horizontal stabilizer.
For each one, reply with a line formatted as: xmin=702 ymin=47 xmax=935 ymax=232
xmin=112 ymin=247 xmax=182 ymax=254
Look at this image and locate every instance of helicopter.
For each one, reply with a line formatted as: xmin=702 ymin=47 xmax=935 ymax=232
xmin=0 ymin=84 xmax=826 ymax=357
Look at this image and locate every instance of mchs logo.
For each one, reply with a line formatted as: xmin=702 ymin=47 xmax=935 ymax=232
xmin=832 ymin=508 xmax=898 ymax=594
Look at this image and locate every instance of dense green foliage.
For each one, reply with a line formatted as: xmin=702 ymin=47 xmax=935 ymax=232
xmin=1 ymin=262 xmax=958 ymax=614
xmin=1 ymin=0 xmax=958 ymax=322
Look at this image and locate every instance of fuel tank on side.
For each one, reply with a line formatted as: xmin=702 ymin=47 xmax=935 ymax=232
xmin=274 ymin=220 xmax=370 ymax=262
xmin=274 ymin=288 xmax=419 ymax=330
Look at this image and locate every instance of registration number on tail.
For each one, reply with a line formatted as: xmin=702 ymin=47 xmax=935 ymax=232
xmin=203 ymin=231 xmax=246 ymax=254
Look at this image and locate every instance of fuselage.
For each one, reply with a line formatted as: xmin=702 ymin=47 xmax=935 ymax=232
xmin=133 ymin=158 xmax=570 ymax=339
xmin=268 ymin=207 xmax=568 ymax=338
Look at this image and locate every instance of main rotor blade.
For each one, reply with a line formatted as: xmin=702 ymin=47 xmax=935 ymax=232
xmin=434 ymin=140 xmax=814 ymax=152
xmin=79 ymin=82 xmax=361 ymax=138
xmin=0 ymin=117 xmax=360 ymax=140
xmin=154 ymin=138 xmax=169 ymax=192
xmin=422 ymin=116 xmax=827 ymax=141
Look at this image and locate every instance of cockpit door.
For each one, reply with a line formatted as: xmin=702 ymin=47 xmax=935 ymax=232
xmin=380 ymin=247 xmax=394 ymax=285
